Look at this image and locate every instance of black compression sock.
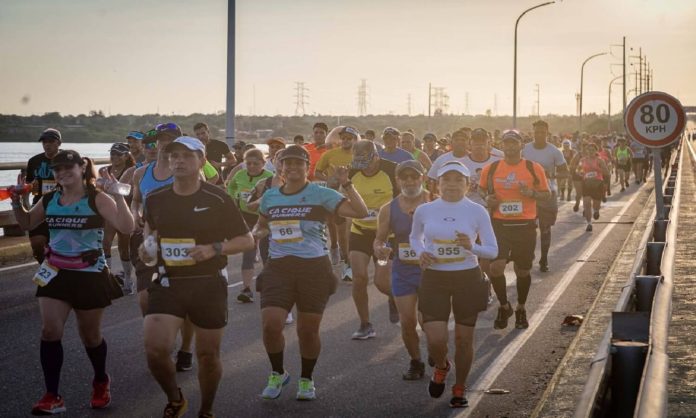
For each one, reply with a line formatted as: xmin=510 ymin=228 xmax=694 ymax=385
xmin=301 ymin=357 xmax=318 ymax=380
xmin=267 ymin=351 xmax=284 ymax=374
xmin=85 ymin=339 xmax=108 ymax=382
xmin=40 ymin=340 xmax=63 ymax=394
xmin=516 ymin=275 xmax=532 ymax=305
xmin=490 ymin=275 xmax=508 ymax=306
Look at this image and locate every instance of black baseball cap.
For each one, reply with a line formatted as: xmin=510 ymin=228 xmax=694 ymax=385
xmin=110 ymin=142 xmax=130 ymax=155
xmin=50 ymin=150 xmax=83 ymax=168
xmin=39 ymin=128 xmax=62 ymax=142
xmin=396 ymin=160 xmax=425 ymax=176
xmin=277 ymin=145 xmax=310 ymax=162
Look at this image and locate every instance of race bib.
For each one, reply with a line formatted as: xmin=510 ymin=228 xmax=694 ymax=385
xmin=270 ymin=220 xmax=304 ymax=243
xmin=363 ymin=209 xmax=379 ymax=222
xmin=160 ymin=238 xmax=196 ymax=266
xmin=584 ymin=171 xmax=598 ymax=179
xmin=41 ymin=180 xmax=56 ymax=194
xmin=398 ymin=243 xmax=419 ymax=264
xmin=239 ymin=191 xmax=252 ymax=202
xmin=498 ymin=201 xmax=523 ymax=216
xmin=433 ymin=239 xmax=466 ymax=263
xmin=33 ymin=261 xmax=59 ymax=287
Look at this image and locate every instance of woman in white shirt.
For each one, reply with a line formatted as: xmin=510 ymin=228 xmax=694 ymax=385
xmin=409 ymin=161 xmax=498 ymax=408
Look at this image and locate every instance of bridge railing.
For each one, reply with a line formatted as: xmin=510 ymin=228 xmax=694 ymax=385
xmin=574 ymin=137 xmax=686 ymax=418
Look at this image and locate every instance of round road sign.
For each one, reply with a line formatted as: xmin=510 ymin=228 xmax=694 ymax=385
xmin=624 ymin=91 xmax=685 ymax=148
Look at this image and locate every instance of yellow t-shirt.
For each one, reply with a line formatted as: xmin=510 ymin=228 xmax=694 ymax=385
xmin=315 ymin=148 xmax=353 ymax=178
xmin=351 ymin=169 xmax=397 ymax=234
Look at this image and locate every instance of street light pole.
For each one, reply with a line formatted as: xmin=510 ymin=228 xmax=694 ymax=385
xmin=225 ymin=0 xmax=236 ymax=146
xmin=608 ymin=75 xmax=622 ymax=132
xmin=513 ymin=1 xmax=554 ymax=128
xmin=579 ymin=52 xmax=607 ymax=132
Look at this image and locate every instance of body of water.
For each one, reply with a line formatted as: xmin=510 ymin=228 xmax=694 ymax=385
xmin=0 ymin=141 xmax=267 ymax=212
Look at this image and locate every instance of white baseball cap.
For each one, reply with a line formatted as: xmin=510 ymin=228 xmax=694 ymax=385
xmin=164 ymin=136 xmax=206 ymax=155
xmin=437 ymin=161 xmax=470 ymax=178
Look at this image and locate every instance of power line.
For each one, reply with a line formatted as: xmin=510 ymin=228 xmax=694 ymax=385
xmin=294 ymin=82 xmax=309 ymax=116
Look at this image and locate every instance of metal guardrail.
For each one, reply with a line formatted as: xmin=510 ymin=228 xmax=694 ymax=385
xmin=574 ymin=138 xmax=685 ymax=418
xmin=0 ymin=158 xmax=111 ymax=171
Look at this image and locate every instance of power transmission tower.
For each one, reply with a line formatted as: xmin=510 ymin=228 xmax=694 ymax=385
xmin=431 ymin=87 xmax=449 ymax=115
xmin=358 ymin=79 xmax=368 ymax=116
xmin=294 ymin=82 xmax=309 ymax=116
xmin=407 ymin=94 xmax=412 ymax=116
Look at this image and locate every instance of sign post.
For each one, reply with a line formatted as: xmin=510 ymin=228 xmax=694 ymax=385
xmin=624 ymin=91 xmax=685 ymax=220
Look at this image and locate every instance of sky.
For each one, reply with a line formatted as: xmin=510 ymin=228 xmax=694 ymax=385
xmin=1 ymin=0 xmax=695 ymax=117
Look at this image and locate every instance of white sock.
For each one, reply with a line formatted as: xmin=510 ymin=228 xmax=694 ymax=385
xmin=122 ymin=261 xmax=132 ymax=281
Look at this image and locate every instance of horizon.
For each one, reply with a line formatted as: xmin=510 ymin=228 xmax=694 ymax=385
xmin=1 ymin=0 xmax=695 ymax=117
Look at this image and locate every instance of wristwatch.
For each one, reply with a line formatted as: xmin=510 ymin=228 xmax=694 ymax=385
xmin=212 ymin=242 xmax=223 ymax=256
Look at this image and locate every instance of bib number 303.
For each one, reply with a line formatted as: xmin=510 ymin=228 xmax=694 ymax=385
xmin=161 ymin=238 xmax=196 ymax=266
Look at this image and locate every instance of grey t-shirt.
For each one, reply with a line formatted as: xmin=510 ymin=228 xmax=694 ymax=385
xmin=522 ymin=142 xmax=566 ymax=192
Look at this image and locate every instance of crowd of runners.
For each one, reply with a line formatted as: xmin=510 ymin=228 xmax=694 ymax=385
xmin=11 ymin=122 xmax=659 ymax=417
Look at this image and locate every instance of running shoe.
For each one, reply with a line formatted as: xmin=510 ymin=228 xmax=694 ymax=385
xmin=342 ymin=265 xmax=353 ymax=282
xmin=388 ymin=297 xmax=400 ymax=324
xmin=586 ymin=224 xmax=593 ymax=232
xmin=296 ymin=377 xmax=317 ymax=401
xmin=31 ymin=393 xmax=66 ymax=415
xmin=539 ymin=258 xmax=549 ymax=273
xmin=261 ymin=370 xmax=290 ymax=399
xmin=493 ymin=303 xmax=513 ymax=330
xmin=237 ymin=287 xmax=254 ymax=303
xmin=402 ymin=359 xmax=425 ymax=380
xmin=176 ymin=350 xmax=193 ymax=372
xmin=593 ymin=210 xmax=600 ymax=220
xmin=162 ymin=388 xmax=187 ymax=418
xmin=621 ymin=187 xmax=625 ymax=192
xmin=428 ymin=360 xmax=451 ymax=398
xmin=515 ymin=308 xmax=529 ymax=329
xmin=285 ymin=312 xmax=294 ymax=325
xmin=330 ymin=247 xmax=341 ymax=265
xmin=351 ymin=323 xmax=376 ymax=340
xmin=573 ymin=202 xmax=580 ymax=212
xmin=90 ymin=374 xmax=111 ymax=409
xmin=449 ymin=384 xmax=469 ymax=408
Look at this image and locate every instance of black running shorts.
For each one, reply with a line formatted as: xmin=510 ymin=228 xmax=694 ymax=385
xmin=582 ymin=179 xmax=605 ymax=201
xmin=418 ymin=267 xmax=488 ymax=327
xmin=36 ymin=268 xmax=112 ymax=310
xmin=492 ymin=220 xmax=537 ymax=270
xmin=258 ymin=255 xmax=337 ymax=314
xmin=147 ymin=275 xmax=229 ymax=329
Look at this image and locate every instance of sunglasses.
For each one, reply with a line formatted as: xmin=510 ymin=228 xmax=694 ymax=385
xmin=156 ymin=123 xmax=180 ymax=132
xmin=144 ymin=142 xmax=158 ymax=150
xmin=398 ymin=173 xmax=421 ymax=181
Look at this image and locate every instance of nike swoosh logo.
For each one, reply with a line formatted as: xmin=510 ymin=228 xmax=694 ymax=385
xmin=193 ymin=206 xmax=209 ymax=212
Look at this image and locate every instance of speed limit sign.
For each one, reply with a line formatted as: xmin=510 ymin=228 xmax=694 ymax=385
xmin=625 ymin=91 xmax=686 ymax=148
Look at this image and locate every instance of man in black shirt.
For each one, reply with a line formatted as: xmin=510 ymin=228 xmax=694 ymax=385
xmin=140 ymin=136 xmax=254 ymax=418
xmin=25 ymin=128 xmax=61 ymax=262
xmin=193 ymin=122 xmax=236 ymax=177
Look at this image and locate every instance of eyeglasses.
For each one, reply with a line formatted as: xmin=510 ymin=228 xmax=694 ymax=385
xmin=398 ymin=173 xmax=421 ymax=181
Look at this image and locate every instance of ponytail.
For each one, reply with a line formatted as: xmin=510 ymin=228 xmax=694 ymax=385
xmin=82 ymin=157 xmax=99 ymax=194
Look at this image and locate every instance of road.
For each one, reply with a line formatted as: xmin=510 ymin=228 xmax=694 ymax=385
xmin=0 ymin=181 xmax=651 ymax=418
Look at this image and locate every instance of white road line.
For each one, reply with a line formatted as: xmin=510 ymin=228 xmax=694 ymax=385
xmin=0 ymin=260 xmax=37 ymax=273
xmin=455 ymin=187 xmax=644 ymax=417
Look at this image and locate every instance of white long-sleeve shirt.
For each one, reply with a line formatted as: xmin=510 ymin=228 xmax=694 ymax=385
xmin=410 ymin=197 xmax=498 ymax=271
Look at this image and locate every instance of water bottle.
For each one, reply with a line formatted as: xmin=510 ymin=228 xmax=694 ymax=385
xmin=96 ymin=178 xmax=131 ymax=196
xmin=143 ymin=235 xmax=158 ymax=267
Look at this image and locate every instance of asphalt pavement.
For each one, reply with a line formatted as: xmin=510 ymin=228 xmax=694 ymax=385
xmin=0 ymin=180 xmax=651 ymax=418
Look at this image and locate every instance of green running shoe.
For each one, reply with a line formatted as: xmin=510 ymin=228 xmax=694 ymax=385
xmin=296 ymin=378 xmax=316 ymax=401
xmin=261 ymin=371 xmax=290 ymax=399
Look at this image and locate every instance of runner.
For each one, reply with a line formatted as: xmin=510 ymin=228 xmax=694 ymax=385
xmin=293 ymin=135 xmax=305 ymax=146
xmin=422 ymin=133 xmax=443 ymax=163
xmin=264 ymin=137 xmax=287 ymax=173
xmin=427 ymin=129 xmax=470 ymax=193
xmin=226 ymin=148 xmax=273 ymax=303
xmin=25 ymin=128 xmax=62 ymax=263
xmin=139 ymin=136 xmax=254 ymax=418
xmin=193 ymin=122 xmax=236 ymax=182
xmin=314 ymin=126 xmax=359 ymax=268
xmin=558 ymin=140 xmax=577 ymax=201
xmin=374 ymin=160 xmax=430 ymax=380
xmin=362 ymin=129 xmax=384 ymax=151
xmin=479 ymin=129 xmax=550 ymax=330
xmin=596 ymin=139 xmax=613 ymax=200
xmin=400 ymin=131 xmax=432 ymax=171
xmin=100 ymin=142 xmax=136 ymax=293
xmin=379 ymin=127 xmax=414 ymax=164
xmin=410 ymin=161 xmax=497 ymax=408
xmin=613 ymin=137 xmax=633 ymax=192
xmin=12 ymin=149 xmax=134 ymax=416
xmin=305 ymin=122 xmax=330 ymax=180
xmin=522 ymin=120 xmax=567 ymax=272
xmin=253 ymin=145 xmax=368 ymax=401
xmin=572 ymin=142 xmax=610 ymax=232
xmin=630 ymin=138 xmax=647 ymax=184
xmin=126 ymin=131 xmax=147 ymax=166
xmin=348 ymin=140 xmax=401 ymax=337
